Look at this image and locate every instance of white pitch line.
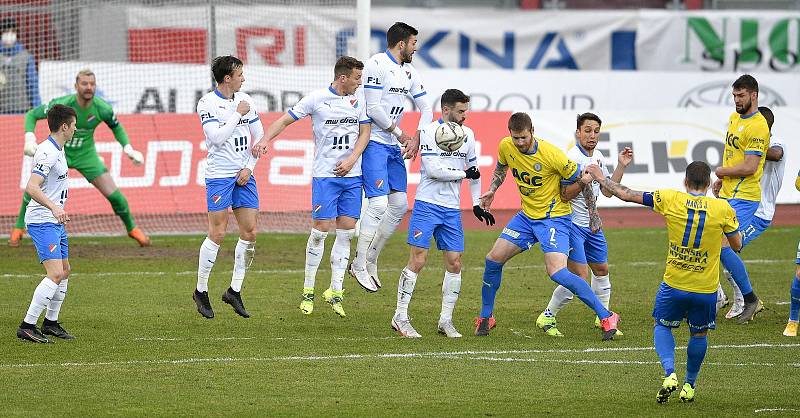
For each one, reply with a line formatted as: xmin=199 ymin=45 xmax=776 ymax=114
xmin=755 ymin=408 xmax=800 ymax=413
xmin=2 ymin=342 xmax=798 ymax=369
xmin=134 ymin=336 xmax=399 ymax=343
xmin=468 ymin=356 xmax=776 ymax=367
xmin=508 ymin=328 xmax=533 ymax=339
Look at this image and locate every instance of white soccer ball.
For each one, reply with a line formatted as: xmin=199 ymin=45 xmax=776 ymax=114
xmin=434 ymin=121 xmax=466 ymax=152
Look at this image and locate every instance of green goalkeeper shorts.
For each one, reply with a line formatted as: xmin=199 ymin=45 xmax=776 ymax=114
xmin=66 ymin=153 xmax=108 ymax=182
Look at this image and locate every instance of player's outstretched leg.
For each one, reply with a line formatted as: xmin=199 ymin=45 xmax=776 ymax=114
xmin=476 ymin=258 xmax=503 ymax=336
xmin=194 ymin=237 xmax=219 ymax=319
xmin=301 ymin=228 xmax=328 ymax=314
xmin=549 ymin=267 xmax=618 ymax=340
xmin=723 ymin=270 xmax=744 ymax=319
xmin=351 ymin=196 xmax=386 ymax=292
xmin=105 ymin=190 xmax=150 ymax=247
xmin=8 ymin=192 xmax=31 ymax=247
xmin=654 ymin=324 xmax=677 ymax=403
xmin=784 ymin=267 xmax=800 ymax=337
xmin=720 ymin=247 xmax=762 ymax=324
xmin=366 ymin=192 xmax=408 ymax=287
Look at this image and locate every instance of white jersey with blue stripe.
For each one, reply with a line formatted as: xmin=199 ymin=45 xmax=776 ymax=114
xmin=416 ymin=119 xmax=478 ymax=210
xmin=566 ymin=145 xmax=610 ymax=228
xmin=363 ymin=50 xmax=427 ymax=146
xmin=288 ymin=86 xmax=369 ymax=178
xmin=26 ymin=137 xmax=68 ymax=225
xmin=197 ymin=90 xmax=262 ymax=179
xmin=754 ymin=140 xmax=785 ymax=221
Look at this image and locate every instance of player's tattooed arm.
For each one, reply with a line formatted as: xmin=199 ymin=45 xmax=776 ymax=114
xmin=582 ymin=184 xmax=603 ymax=233
xmin=598 ymin=177 xmax=645 ymax=205
xmin=479 ymin=162 xmax=508 ymax=210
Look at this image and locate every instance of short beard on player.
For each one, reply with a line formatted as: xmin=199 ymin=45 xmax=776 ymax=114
xmin=401 ymin=48 xmax=414 ymax=63
xmin=736 ymin=98 xmax=751 ymax=115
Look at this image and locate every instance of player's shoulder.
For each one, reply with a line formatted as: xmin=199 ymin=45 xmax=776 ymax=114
xmin=34 ymin=138 xmax=60 ymax=160
xmin=50 ymin=94 xmax=77 ymax=106
xmin=197 ymin=91 xmax=217 ymax=107
xmin=461 ymin=124 xmax=475 ymax=139
xmin=92 ymin=96 xmax=115 ymax=116
xmin=565 ymin=145 xmax=581 ymax=159
xmin=422 ymin=119 xmax=441 ymax=133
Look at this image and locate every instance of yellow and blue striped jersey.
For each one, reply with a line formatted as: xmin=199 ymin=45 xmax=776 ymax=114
xmin=720 ymin=111 xmax=769 ymax=201
xmin=652 ymin=189 xmax=739 ymax=293
xmin=497 ymin=136 xmax=580 ymax=220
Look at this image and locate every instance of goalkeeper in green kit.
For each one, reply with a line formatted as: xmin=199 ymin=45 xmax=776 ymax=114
xmin=9 ymin=69 xmax=150 ymax=247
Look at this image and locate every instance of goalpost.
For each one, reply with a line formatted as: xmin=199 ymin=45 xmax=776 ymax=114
xmin=1 ymin=0 xmax=371 ymax=237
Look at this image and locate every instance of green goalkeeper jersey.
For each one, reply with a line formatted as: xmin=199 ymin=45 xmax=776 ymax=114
xmin=24 ymin=94 xmax=130 ymax=159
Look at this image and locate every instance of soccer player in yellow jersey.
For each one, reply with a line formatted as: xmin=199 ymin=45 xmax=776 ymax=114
xmin=474 ymin=112 xmax=620 ymax=340
xmin=587 ymin=161 xmax=741 ymax=403
xmin=785 ymin=170 xmax=800 ymax=337
xmin=712 ymin=74 xmax=769 ymax=324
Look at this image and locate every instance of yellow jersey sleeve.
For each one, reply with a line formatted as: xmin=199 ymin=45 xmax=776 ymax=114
xmin=743 ymin=120 xmax=769 ymax=157
xmin=722 ymin=202 xmax=739 ymax=236
xmin=497 ymin=137 xmax=510 ymax=166
xmin=550 ymin=147 xmax=581 ymax=182
xmin=652 ymin=189 xmax=677 ymax=216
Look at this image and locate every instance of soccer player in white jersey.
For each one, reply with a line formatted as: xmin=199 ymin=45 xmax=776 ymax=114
xmin=16 ymin=104 xmax=77 ymax=343
xmin=251 ymin=57 xmax=370 ymax=317
xmin=193 ymin=55 xmax=263 ymax=319
xmin=392 ymin=89 xmax=494 ymax=338
xmin=349 ymin=22 xmax=433 ymax=292
xmin=715 ymin=106 xmax=785 ymax=318
xmin=535 ymin=112 xmax=633 ymax=337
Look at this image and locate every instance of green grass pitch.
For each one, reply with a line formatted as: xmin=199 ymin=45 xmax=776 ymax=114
xmin=1 ymin=226 xmax=799 ymax=416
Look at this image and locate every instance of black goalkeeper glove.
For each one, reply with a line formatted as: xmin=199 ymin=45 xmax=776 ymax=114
xmin=473 ymin=205 xmax=495 ymax=226
xmin=464 ymin=166 xmax=481 ymax=180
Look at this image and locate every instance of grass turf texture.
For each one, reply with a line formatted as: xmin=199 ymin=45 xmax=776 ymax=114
xmin=1 ymin=226 xmax=799 ymax=416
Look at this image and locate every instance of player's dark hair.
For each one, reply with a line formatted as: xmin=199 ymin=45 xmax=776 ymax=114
xmin=758 ymin=106 xmax=774 ymax=131
xmin=387 ymin=22 xmax=418 ymax=48
xmin=441 ymin=89 xmax=470 ymax=109
xmin=508 ymin=112 xmax=533 ymax=133
xmin=211 ymin=55 xmax=243 ymax=83
xmin=576 ymin=112 xmax=601 ymax=130
xmin=732 ymin=74 xmax=758 ymax=93
xmin=685 ymin=161 xmax=711 ymax=190
xmin=47 ymin=104 xmax=77 ymax=132
xmin=334 ymin=56 xmax=364 ymax=78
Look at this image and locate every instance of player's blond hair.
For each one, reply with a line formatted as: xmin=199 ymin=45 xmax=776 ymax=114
xmin=75 ymin=69 xmax=95 ymax=83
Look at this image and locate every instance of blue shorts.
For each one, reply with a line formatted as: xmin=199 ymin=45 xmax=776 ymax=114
xmin=568 ymin=223 xmax=608 ymax=264
xmin=499 ymin=212 xmax=571 ymax=255
xmin=726 ymin=198 xmax=759 ymax=233
xmin=407 ymin=200 xmax=464 ymax=252
xmin=205 ymin=176 xmax=259 ymax=212
xmin=741 ymin=216 xmax=771 ymax=249
xmin=652 ymin=282 xmax=716 ymax=333
xmin=311 ymin=176 xmax=363 ymax=220
xmin=27 ymin=222 xmax=68 ymax=263
xmin=361 ymin=141 xmax=407 ymax=197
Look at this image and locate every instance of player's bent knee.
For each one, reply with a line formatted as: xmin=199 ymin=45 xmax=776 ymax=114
xmin=208 ymin=231 xmax=226 ymax=245
xmin=366 ymin=195 xmax=389 ymax=217
xmin=387 ymin=193 xmax=408 ymax=218
xmin=591 ymin=264 xmax=609 ymax=276
xmin=446 ymin=258 xmax=462 ymax=273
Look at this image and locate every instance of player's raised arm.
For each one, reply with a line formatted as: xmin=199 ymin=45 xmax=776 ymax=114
xmin=22 ymin=103 xmax=48 ymax=157
xmin=602 ymin=146 xmax=633 ymax=197
xmin=587 ymin=165 xmax=646 ymax=205
xmin=101 ymin=103 xmax=143 ymax=165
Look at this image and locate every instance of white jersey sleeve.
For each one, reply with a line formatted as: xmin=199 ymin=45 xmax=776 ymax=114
xmin=25 ymin=138 xmax=69 ymax=225
xmin=409 ymin=69 xmax=432 ymax=131
xmin=416 ymin=120 xmax=474 ymax=210
xmin=363 ymin=55 xmax=392 ymax=132
xmin=754 ymin=140 xmax=786 ymax=221
xmin=199 ymin=90 xmax=261 ymax=179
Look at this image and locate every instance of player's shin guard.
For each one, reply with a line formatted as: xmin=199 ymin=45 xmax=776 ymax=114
xmin=231 ymin=238 xmax=254 ymax=293
xmin=366 ymin=193 xmax=407 ymax=265
xmin=304 ymin=229 xmax=328 ymax=289
xmin=24 ymin=278 xmax=58 ymax=325
xmin=395 ymin=267 xmax=418 ymax=321
xmin=546 ymin=285 xmax=574 ymax=316
xmin=352 ymin=196 xmax=387 ymax=270
xmin=550 ymin=268 xmax=610 ymax=319
xmin=790 ymin=276 xmax=800 ymax=322
xmin=591 ymin=273 xmax=611 ymax=309
xmin=440 ymin=271 xmax=461 ymax=323
xmin=685 ymin=334 xmax=708 ymax=387
xmin=330 ymin=229 xmax=354 ymax=292
xmin=481 ymin=259 xmax=503 ymax=318
xmin=107 ymin=190 xmax=136 ymax=232
xmin=197 ymin=237 xmax=220 ymax=292
xmin=654 ymin=324 xmax=676 ymax=376
xmin=45 ymin=278 xmax=68 ymax=322
xmin=720 ymin=247 xmax=756 ymax=301
xmin=15 ymin=192 xmax=31 ymax=229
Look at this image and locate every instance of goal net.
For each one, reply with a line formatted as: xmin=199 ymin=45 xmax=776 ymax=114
xmin=0 ymin=0 xmax=362 ymax=237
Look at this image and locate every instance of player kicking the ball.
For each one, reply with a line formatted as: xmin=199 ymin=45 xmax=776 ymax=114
xmin=391 ymin=89 xmax=493 ymax=338
xmin=252 ymin=56 xmax=370 ymax=317
xmin=193 ymin=56 xmax=263 ymax=319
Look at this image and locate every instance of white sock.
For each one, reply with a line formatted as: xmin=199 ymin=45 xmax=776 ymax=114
xmin=304 ymin=228 xmax=328 ymax=289
xmin=45 ymin=278 xmax=68 ymax=321
xmin=330 ymin=229 xmax=354 ymax=292
xmin=546 ymin=285 xmax=574 ymax=316
xmin=367 ymin=193 xmax=407 ymax=265
xmin=591 ymin=273 xmax=611 ymax=309
xmin=24 ymin=278 xmax=58 ymax=325
xmin=353 ymin=196 xmax=387 ymax=270
xmin=440 ymin=270 xmax=461 ymax=323
xmin=716 ymin=282 xmax=727 ymax=302
xmin=395 ymin=267 xmax=418 ymax=321
xmin=231 ymin=238 xmax=254 ymax=293
xmin=725 ymin=269 xmax=743 ymax=301
xmin=197 ymin=237 xmax=220 ymax=293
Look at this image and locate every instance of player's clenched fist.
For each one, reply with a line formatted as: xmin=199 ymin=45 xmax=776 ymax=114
xmin=236 ymin=100 xmax=250 ymax=116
